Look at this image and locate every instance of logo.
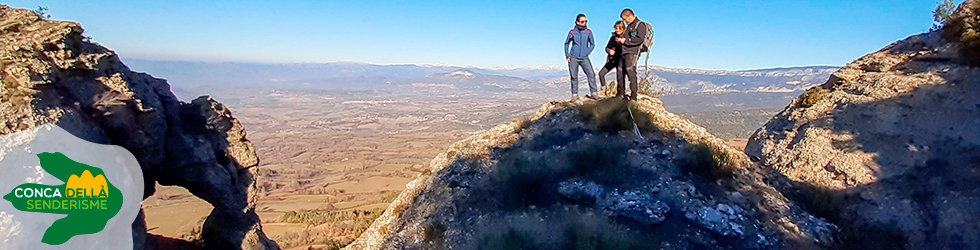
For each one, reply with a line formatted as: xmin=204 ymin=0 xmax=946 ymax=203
xmin=2 ymin=152 xmax=122 ymax=245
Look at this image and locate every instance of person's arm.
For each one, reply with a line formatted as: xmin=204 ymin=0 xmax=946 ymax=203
xmin=605 ymin=35 xmax=616 ymax=54
xmin=586 ymin=30 xmax=595 ymax=55
xmin=625 ymin=22 xmax=647 ymax=46
xmin=564 ymin=30 xmax=573 ymax=58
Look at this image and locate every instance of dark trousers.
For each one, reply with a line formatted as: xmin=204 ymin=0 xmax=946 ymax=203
xmin=598 ymin=59 xmax=619 ymax=92
xmin=616 ymin=53 xmax=639 ymax=99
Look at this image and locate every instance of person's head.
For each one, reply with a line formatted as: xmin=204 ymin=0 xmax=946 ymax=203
xmin=575 ymin=14 xmax=588 ymax=26
xmin=620 ymin=8 xmax=636 ymax=23
xmin=614 ymin=21 xmax=626 ymax=34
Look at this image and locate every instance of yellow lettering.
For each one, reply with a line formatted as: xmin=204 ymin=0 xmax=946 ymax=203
xmin=26 ymin=200 xmax=33 ymax=210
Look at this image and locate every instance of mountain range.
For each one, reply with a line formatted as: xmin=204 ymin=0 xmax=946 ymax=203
xmin=120 ymin=58 xmax=837 ymax=100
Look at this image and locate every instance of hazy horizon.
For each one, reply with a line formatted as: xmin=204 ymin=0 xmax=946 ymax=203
xmin=120 ymin=57 xmax=843 ymax=72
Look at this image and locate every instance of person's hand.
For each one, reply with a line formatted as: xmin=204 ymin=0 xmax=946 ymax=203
xmin=607 ymin=49 xmax=615 ymax=55
xmin=616 ymin=37 xmax=626 ymax=43
xmin=566 ymin=57 xmax=571 ymax=62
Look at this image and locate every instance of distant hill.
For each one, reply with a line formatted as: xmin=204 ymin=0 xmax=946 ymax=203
xmin=393 ymin=70 xmax=535 ymax=92
xmin=122 ymin=58 xmax=837 ymax=99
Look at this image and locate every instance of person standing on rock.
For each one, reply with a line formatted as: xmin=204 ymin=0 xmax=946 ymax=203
xmin=598 ymin=21 xmax=626 ymax=97
xmin=564 ymin=13 xmax=598 ymax=100
xmin=616 ymin=8 xmax=650 ymax=101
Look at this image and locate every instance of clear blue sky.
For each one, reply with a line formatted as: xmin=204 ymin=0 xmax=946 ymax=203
xmin=5 ymin=0 xmax=955 ymax=70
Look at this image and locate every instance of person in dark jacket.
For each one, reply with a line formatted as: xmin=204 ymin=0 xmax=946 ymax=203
xmin=598 ymin=21 xmax=626 ymax=97
xmin=564 ymin=13 xmax=598 ymax=100
xmin=615 ymin=8 xmax=649 ymax=101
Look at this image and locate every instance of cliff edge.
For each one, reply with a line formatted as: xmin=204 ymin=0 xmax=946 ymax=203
xmin=0 ymin=5 xmax=279 ymax=250
xmin=746 ymin=2 xmax=980 ymax=249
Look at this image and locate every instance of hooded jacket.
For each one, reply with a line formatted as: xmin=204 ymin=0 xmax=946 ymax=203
xmin=564 ymin=26 xmax=595 ymax=59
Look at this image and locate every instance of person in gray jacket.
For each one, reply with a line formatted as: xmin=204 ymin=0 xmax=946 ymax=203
xmin=616 ymin=8 xmax=649 ymax=101
xmin=564 ymin=13 xmax=598 ymax=100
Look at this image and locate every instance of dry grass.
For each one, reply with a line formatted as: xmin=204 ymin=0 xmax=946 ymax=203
xmin=796 ymin=87 xmax=828 ymax=108
xmin=679 ymin=141 xmax=749 ymax=182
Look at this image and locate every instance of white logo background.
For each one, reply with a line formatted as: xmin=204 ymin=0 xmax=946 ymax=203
xmin=0 ymin=124 xmax=144 ymax=250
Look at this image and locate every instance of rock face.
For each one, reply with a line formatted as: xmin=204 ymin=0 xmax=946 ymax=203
xmin=0 ymin=5 xmax=278 ymax=250
xmin=347 ymin=96 xmax=838 ymax=249
xmin=746 ymin=4 xmax=980 ymax=249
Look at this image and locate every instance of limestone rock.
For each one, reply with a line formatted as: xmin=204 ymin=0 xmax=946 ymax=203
xmin=0 ymin=5 xmax=278 ymax=250
xmin=746 ymin=4 xmax=980 ymax=248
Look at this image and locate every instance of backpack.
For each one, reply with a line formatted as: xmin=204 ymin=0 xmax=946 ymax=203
xmin=639 ymin=20 xmax=655 ymax=53
xmin=637 ymin=20 xmax=656 ymax=81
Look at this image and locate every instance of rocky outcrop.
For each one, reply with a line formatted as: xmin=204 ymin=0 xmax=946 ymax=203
xmin=746 ymin=3 xmax=980 ymax=249
xmin=0 ymin=5 xmax=278 ymax=250
xmin=346 ymin=96 xmax=838 ymax=249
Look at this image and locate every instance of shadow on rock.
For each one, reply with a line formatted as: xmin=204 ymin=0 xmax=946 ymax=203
xmin=371 ymin=98 xmax=835 ymax=250
xmin=749 ymin=41 xmax=980 ymax=249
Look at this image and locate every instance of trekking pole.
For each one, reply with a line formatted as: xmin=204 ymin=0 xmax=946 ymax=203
xmin=626 ymin=104 xmax=644 ymax=139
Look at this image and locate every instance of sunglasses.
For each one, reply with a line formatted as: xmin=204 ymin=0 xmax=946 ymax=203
xmin=577 ymin=20 xmax=588 ymax=23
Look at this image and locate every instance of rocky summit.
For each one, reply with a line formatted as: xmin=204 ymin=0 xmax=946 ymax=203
xmin=346 ymin=96 xmax=837 ymax=250
xmin=746 ymin=2 xmax=980 ymax=249
xmin=0 ymin=5 xmax=278 ymax=250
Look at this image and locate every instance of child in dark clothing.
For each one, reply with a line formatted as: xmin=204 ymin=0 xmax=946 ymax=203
xmin=598 ymin=21 xmax=626 ymax=96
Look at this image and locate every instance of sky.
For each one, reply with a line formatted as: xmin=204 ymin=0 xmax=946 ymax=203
xmin=4 ymin=0 xmax=958 ymax=70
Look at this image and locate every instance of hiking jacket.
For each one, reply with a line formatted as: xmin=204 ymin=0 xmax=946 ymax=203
xmin=622 ymin=20 xmax=649 ymax=55
xmin=604 ymin=32 xmax=623 ymax=63
xmin=564 ymin=27 xmax=595 ymax=59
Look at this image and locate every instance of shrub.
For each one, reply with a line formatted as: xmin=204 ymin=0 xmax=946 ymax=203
xmin=576 ymin=98 xmax=653 ymax=134
xmin=32 ymin=6 xmax=50 ymax=20
xmin=636 ymin=78 xmax=664 ymax=97
xmin=678 ymin=143 xmax=736 ymax=180
xmin=277 ymin=208 xmax=383 ymax=226
xmin=797 ymin=87 xmax=828 ymax=108
xmin=602 ymin=78 xmax=664 ymax=97
xmin=605 ymin=81 xmax=617 ymax=96
xmin=933 ymin=0 xmax=956 ymax=31
xmin=380 ymin=193 xmax=399 ymax=203
xmin=945 ymin=0 xmax=980 ymax=66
